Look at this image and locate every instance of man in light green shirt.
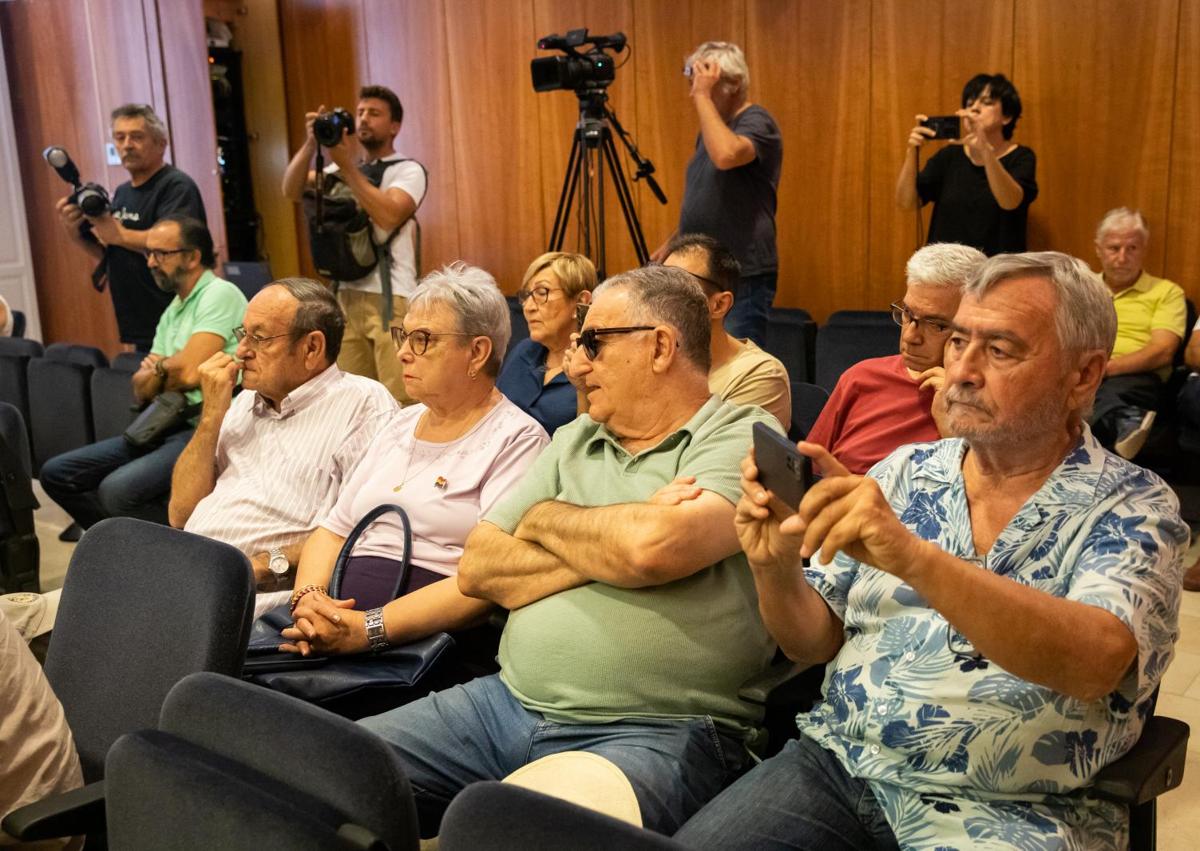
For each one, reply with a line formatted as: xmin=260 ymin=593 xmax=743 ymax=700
xmin=359 ymin=265 xmax=781 ymax=837
xmin=39 ymin=216 xmax=245 ymax=531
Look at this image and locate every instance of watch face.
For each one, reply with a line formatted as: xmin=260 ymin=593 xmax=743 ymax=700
xmin=269 ymin=554 xmax=289 ymax=575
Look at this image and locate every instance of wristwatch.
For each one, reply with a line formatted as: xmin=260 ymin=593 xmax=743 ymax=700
xmin=364 ymin=607 xmax=390 ymax=653
xmin=154 ymin=357 xmax=168 ymax=380
xmin=267 ymin=547 xmax=289 ymax=577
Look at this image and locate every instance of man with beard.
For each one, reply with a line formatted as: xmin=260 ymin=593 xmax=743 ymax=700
xmin=676 ymin=251 xmax=1186 ymax=851
xmin=282 ymin=85 xmax=427 ymax=402
xmin=39 ymin=216 xmax=246 ymax=530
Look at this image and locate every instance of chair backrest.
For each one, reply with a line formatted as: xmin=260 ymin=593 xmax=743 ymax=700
xmin=111 ymin=351 xmax=145 ymax=371
xmin=825 ymin=309 xmax=894 ymax=326
xmin=439 ymin=782 xmax=686 ymax=850
xmin=44 ymin=342 xmax=108 ymax=369
xmin=27 ymin=358 xmax=96 ymax=474
xmin=105 ymin=672 xmax=418 ymax=851
xmin=764 ymin=311 xmax=817 ymax=384
xmin=0 ymin=402 xmax=38 ymax=594
xmin=223 ymin=260 xmax=274 ymax=301
xmin=789 ymin=381 xmax=829 ymax=442
xmin=43 ymin=519 xmax=254 ymax=782
xmin=90 ymin=368 xmax=138 ymax=441
xmin=0 ymin=337 xmax=42 ymax=448
xmin=814 ymin=323 xmax=900 ymax=391
xmin=11 ymin=309 xmax=25 ymax=339
xmin=506 ymin=296 xmax=530 ymax=362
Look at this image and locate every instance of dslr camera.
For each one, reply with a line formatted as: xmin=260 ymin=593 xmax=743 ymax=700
xmin=531 ymin=28 xmax=626 ymax=94
xmin=313 ymin=108 xmax=355 ymax=147
xmin=43 ymin=146 xmax=111 ymax=216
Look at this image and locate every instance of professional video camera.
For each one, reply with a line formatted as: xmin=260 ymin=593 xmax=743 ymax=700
xmin=313 ymin=108 xmax=355 ymax=147
xmin=531 ymin=28 xmax=626 ymax=93
xmin=42 ymin=146 xmax=110 ymax=216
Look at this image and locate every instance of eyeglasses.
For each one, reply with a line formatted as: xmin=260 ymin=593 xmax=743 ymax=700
xmin=233 ymin=326 xmax=292 ymax=349
xmin=144 ymin=247 xmax=193 ymax=262
xmin=516 ymin=285 xmax=563 ymax=306
xmin=577 ymin=326 xmax=656 ymax=360
xmin=890 ymin=302 xmax=952 ymax=335
xmin=390 ymin=327 xmax=473 ymax=356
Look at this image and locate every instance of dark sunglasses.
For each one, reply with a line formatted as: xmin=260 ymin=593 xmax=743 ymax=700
xmin=577 ymin=326 xmax=655 ymax=359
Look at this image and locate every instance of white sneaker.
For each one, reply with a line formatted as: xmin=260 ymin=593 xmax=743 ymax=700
xmin=1115 ymin=410 xmax=1156 ymax=460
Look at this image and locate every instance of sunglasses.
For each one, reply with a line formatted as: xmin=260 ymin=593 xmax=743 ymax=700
xmin=577 ymin=326 xmax=655 ymax=360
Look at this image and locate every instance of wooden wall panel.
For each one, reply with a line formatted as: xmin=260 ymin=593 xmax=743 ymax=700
xmin=1165 ymin=0 xmax=1200 ymax=289
xmin=748 ymin=0 xmax=871 ymax=316
xmin=361 ymin=0 xmax=463 ymax=280
xmin=1014 ymin=0 xmax=1178 ymax=268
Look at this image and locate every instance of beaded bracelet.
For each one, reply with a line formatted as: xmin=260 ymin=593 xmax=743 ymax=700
xmin=289 ymin=584 xmax=327 ymax=614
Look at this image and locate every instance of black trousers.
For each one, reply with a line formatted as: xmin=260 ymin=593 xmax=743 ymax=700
xmin=1088 ymin=373 xmax=1162 ymax=446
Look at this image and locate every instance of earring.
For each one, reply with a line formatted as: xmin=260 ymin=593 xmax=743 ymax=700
xmin=469 ymin=370 xmax=478 ymax=380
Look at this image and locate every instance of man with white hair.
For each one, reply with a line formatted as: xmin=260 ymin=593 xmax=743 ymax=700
xmin=677 ymin=251 xmax=1186 ymax=851
xmin=805 ymin=242 xmax=986 ymax=474
xmin=653 ymin=41 xmax=782 ymax=347
xmin=1089 ymin=207 xmax=1186 ymax=458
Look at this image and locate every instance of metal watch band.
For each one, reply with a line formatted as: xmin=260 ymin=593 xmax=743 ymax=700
xmin=364 ymin=607 xmax=389 ymax=653
xmin=267 ymin=546 xmax=289 ymax=576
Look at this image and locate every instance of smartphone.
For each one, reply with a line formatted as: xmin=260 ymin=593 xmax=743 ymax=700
xmin=753 ymin=422 xmax=812 ymax=514
xmin=921 ymin=115 xmax=961 ymax=140
xmin=575 ymin=302 xmax=590 ymax=331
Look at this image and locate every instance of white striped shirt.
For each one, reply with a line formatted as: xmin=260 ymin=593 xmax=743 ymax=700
xmin=184 ymin=364 xmax=397 ymax=557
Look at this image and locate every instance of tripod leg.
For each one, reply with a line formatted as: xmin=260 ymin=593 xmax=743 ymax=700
xmin=550 ymin=134 xmax=583 ymax=251
xmin=601 ymin=133 xmax=650 ymax=264
xmin=596 ymin=142 xmax=607 ymax=280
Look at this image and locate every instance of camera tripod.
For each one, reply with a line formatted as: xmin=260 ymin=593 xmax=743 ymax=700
xmin=548 ymin=90 xmax=666 ymax=279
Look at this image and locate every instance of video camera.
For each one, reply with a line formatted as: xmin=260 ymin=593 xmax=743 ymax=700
xmin=313 ymin=108 xmax=355 ymax=147
xmin=531 ymin=28 xmax=627 ymax=94
xmin=43 ymin=147 xmax=110 ymax=216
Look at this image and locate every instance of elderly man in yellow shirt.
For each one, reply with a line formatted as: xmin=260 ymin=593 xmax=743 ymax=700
xmin=1088 ymin=207 xmax=1186 ymax=458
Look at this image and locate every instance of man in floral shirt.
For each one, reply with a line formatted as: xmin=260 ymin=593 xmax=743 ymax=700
xmin=677 ymin=251 xmax=1187 ymax=850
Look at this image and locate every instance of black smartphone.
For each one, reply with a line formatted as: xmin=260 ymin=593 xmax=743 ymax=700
xmin=753 ymin=422 xmax=812 ymax=514
xmin=921 ymin=115 xmax=961 ymax=140
xmin=575 ymin=302 xmax=590 ymax=331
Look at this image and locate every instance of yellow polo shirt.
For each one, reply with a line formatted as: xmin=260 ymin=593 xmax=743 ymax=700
xmin=1110 ymin=271 xmax=1186 ymax=379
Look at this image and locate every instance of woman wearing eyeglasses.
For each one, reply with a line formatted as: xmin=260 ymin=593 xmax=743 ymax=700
xmin=497 ymin=252 xmax=596 ymax=435
xmin=282 ymin=263 xmax=548 ymax=658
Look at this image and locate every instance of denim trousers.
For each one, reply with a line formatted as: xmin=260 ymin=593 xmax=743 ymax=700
xmin=358 ymin=673 xmax=752 ymax=836
xmin=674 ymin=734 xmax=900 ymax=850
xmin=38 ymin=430 xmax=192 ymax=529
xmin=725 ymin=270 xmax=778 ymax=348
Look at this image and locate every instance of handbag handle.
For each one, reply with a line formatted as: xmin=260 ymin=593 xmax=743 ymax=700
xmin=328 ymin=504 xmax=413 ymax=603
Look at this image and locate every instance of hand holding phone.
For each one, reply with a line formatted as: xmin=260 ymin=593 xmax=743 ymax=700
xmin=752 ymin=422 xmax=813 ymax=515
xmin=920 ymin=115 xmax=961 ymax=140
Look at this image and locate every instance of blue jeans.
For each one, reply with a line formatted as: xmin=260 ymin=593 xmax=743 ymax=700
xmin=725 ymin=270 xmax=777 ymax=347
xmin=674 ymin=734 xmax=899 ymax=850
xmin=358 ymin=673 xmax=752 ymax=836
xmin=38 ymin=430 xmax=192 ymax=529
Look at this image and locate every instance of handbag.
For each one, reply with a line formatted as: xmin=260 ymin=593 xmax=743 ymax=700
xmin=123 ymin=390 xmax=198 ymax=448
xmin=242 ymin=504 xmax=455 ymax=705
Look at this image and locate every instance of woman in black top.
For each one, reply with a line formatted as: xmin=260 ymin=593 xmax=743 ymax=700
xmin=895 ymin=73 xmax=1037 ymax=256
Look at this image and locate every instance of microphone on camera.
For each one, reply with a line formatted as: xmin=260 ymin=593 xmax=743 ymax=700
xmin=43 ymin=146 xmax=83 ymax=189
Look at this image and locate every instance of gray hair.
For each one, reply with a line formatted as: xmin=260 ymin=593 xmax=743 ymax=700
xmin=410 ymin=262 xmax=511 ymax=377
xmin=594 ymin=265 xmax=711 ymax=371
xmin=1095 ymin=207 xmax=1149 ymax=243
xmin=965 ymin=251 xmax=1116 ymax=356
xmin=110 ymin=103 xmax=168 ymax=143
xmin=905 ymin=243 xmax=987 ymax=289
xmin=267 ymin=277 xmax=345 ymax=364
xmin=685 ymin=41 xmax=750 ymax=95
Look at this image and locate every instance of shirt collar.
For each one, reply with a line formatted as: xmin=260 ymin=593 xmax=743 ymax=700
xmin=585 ymin=394 xmax=723 ymax=457
xmin=1111 ymin=270 xmax=1155 ymax=297
xmin=174 ymin=269 xmax=216 ymax=309
xmin=252 ymin=363 xmax=341 ymax=419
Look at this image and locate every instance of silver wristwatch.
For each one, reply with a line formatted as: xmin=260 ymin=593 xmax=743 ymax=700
xmin=364 ymin=607 xmax=390 ymax=653
xmin=267 ymin=547 xmax=289 ymax=577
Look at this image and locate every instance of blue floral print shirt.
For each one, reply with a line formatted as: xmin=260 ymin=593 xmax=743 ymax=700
xmin=797 ymin=428 xmax=1186 ymax=850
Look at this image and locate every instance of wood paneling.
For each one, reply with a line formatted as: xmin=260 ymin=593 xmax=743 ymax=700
xmin=1165 ymin=0 xmax=1200 ymax=287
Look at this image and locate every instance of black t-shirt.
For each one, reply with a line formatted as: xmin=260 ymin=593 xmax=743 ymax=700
xmin=105 ymin=164 xmax=206 ymax=348
xmin=678 ymin=104 xmax=782 ymax=276
xmin=917 ymin=144 xmax=1038 ymax=255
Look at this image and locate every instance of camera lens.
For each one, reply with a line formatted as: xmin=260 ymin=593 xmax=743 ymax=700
xmin=77 ymin=189 xmax=109 ymax=217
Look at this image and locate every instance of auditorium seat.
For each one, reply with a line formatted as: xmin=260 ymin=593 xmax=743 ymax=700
xmin=11 ymin=309 xmax=26 ymax=338
xmin=825 ymin=309 xmax=893 ymax=326
xmin=223 ymin=260 xmax=274 ymax=300
xmin=104 ymin=672 xmax=419 ymax=851
xmin=27 ymin=345 xmax=107 ymax=475
xmin=90 ymin=363 xmax=139 ymax=442
xmin=814 ymin=322 xmax=900 ymax=392
xmin=0 ymin=337 xmax=43 ymax=447
xmin=764 ymin=309 xmax=817 ymax=384
xmin=788 ymin=381 xmax=829 ymax=442
xmin=506 ymin=295 xmax=529 ymax=361
xmin=1 ymin=518 xmax=254 ymax=844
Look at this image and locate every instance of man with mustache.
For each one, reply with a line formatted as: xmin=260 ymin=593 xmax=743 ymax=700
xmin=677 ymin=251 xmax=1186 ymax=851
xmin=55 ymin=103 xmax=207 ymax=352
xmin=39 ymin=216 xmax=245 ymax=531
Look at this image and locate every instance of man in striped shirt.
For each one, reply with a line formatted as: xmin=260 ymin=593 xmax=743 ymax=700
xmin=169 ymin=278 xmax=396 ymax=589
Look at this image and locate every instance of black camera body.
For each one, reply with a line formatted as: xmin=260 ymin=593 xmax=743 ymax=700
xmin=921 ymin=115 xmax=961 ymax=140
xmin=531 ymin=28 xmax=625 ymax=94
xmin=313 ymin=108 xmax=355 ymax=147
xmin=43 ymin=146 xmax=111 ymax=216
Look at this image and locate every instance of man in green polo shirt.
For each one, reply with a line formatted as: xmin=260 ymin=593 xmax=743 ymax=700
xmin=40 ymin=216 xmax=246 ymax=530
xmin=358 ymin=265 xmax=781 ymax=836
xmin=1088 ymin=207 xmax=1186 ymax=458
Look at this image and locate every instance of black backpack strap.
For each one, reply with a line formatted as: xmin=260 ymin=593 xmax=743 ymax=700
xmin=363 ymin=158 xmax=428 ymax=324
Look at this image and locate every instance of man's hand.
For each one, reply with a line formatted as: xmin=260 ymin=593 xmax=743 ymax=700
xmin=304 ymin=104 xmax=325 ymax=146
xmin=323 ymin=130 xmax=356 ymax=171
xmin=735 ymin=450 xmax=807 ymax=569
xmin=953 ymin=112 xmax=996 ymax=162
xmin=563 ymin=333 xmax=587 ymax=391
xmin=649 ymin=475 xmax=702 ymax=506
xmin=906 ymin=114 xmax=936 ymax=149
xmin=86 ymin=213 xmax=123 ymax=247
xmin=197 ymin=352 xmax=240 ymax=419
xmin=280 ymin=594 xmax=365 ymax=656
xmin=917 ymin=366 xmax=945 ymax=392
xmin=56 ymin=196 xmax=86 ymax=235
xmin=140 ymin=353 xmax=163 ymax=373
xmin=797 ymin=440 xmax=851 ymax=479
xmin=796 ymin=476 xmax=924 ymax=577
xmin=689 ymin=59 xmax=722 ymax=99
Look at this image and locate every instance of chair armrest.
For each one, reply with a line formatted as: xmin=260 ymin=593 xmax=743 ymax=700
xmin=2 ymin=779 xmax=106 ymax=841
xmin=1091 ymin=716 xmax=1190 ymax=806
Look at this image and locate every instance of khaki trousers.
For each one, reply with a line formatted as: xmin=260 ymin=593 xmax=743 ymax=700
xmin=336 ymin=288 xmax=412 ymax=404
